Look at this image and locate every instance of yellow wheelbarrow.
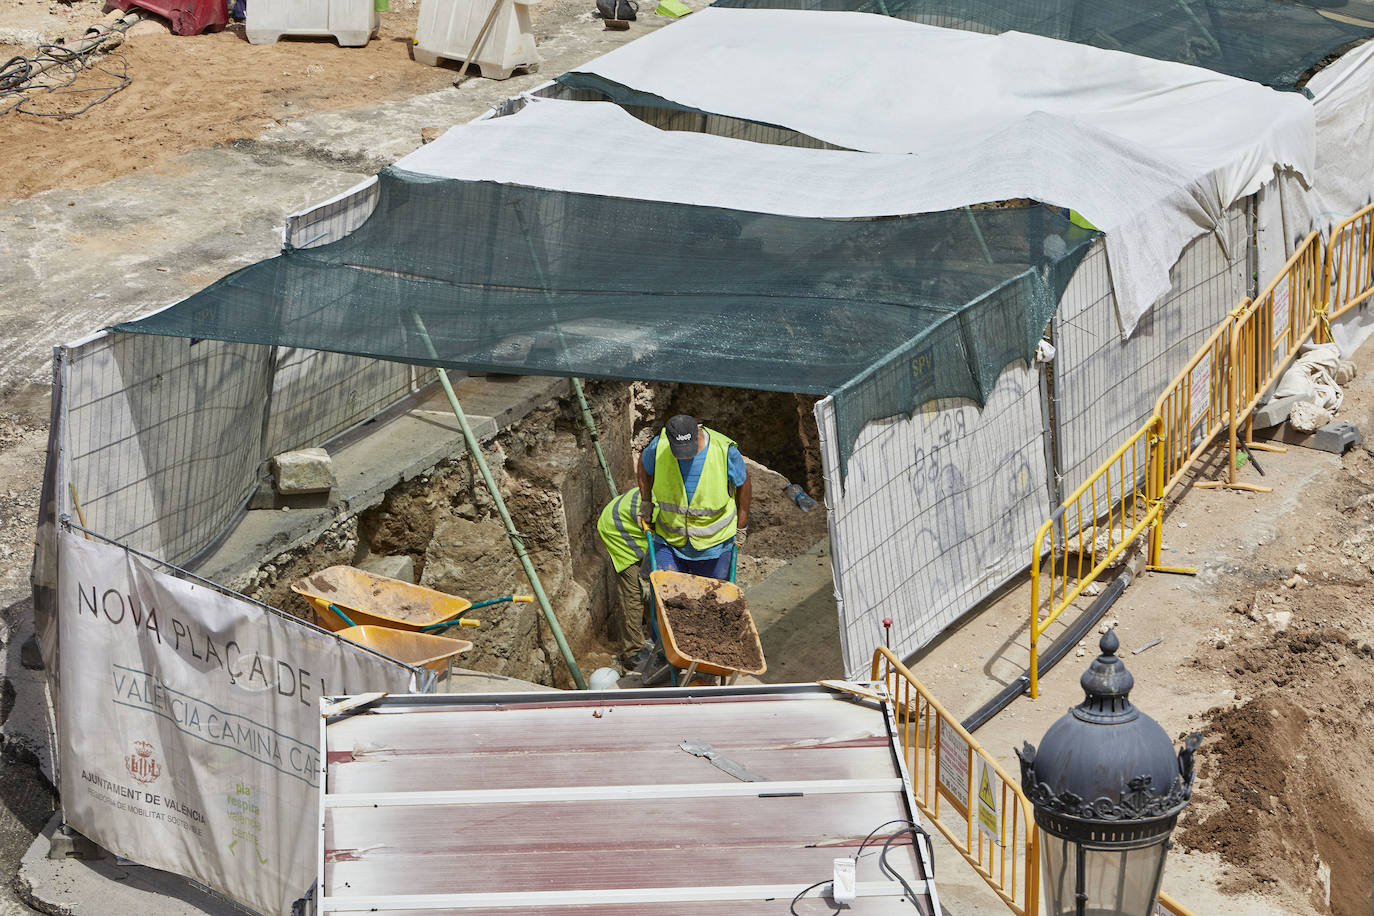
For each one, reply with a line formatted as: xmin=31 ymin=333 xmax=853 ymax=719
xmin=650 ymin=569 xmax=766 ymax=686
xmin=291 ymin=565 xmax=529 ymax=633
xmin=335 ymin=625 xmax=473 ymax=676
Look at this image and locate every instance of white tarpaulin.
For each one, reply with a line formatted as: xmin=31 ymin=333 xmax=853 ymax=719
xmin=56 ymin=531 xmax=419 ymax=915
xmin=559 ymin=7 xmax=1314 ymax=335
xmin=1262 ymin=42 xmax=1374 ymax=356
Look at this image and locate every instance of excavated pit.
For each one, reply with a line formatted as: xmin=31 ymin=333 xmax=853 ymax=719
xmin=240 ymin=380 xmax=829 ymax=687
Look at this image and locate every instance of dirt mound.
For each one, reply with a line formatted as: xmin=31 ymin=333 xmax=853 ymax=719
xmin=1181 ymin=624 xmax=1374 ymax=915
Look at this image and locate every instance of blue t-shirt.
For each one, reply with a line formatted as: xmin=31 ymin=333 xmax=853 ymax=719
xmin=642 ymin=432 xmax=746 ymax=560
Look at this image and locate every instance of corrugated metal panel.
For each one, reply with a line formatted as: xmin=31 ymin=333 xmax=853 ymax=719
xmin=316 ymin=686 xmax=940 ymax=915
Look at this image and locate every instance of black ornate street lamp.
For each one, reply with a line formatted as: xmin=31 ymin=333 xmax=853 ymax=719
xmin=1017 ymin=631 xmax=1201 ymax=916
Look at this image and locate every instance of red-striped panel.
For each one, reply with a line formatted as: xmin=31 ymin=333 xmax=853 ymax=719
xmin=330 ymin=745 xmax=895 ymax=793
xmin=326 ymin=840 xmax=922 ymax=897
xmin=335 ymin=898 xmax=929 ymax=916
xmin=326 ymin=698 xmax=884 ymax=760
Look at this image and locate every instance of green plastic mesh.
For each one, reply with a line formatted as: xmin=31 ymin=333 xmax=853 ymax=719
xmin=113 ymin=171 xmax=1094 ymax=478
xmin=708 ymin=0 xmax=1374 ymax=90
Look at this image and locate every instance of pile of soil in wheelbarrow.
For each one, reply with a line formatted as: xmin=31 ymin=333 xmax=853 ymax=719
xmin=662 ymin=591 xmax=764 ymax=672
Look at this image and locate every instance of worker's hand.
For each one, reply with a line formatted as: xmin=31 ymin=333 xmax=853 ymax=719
xmin=734 ymin=527 xmax=747 ymax=549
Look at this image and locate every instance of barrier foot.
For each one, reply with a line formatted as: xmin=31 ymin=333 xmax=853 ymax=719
xmin=1246 ymin=441 xmax=1287 ymax=453
xmin=1194 ymin=480 xmax=1272 ymax=493
xmin=1147 ymin=564 xmax=1198 ymax=576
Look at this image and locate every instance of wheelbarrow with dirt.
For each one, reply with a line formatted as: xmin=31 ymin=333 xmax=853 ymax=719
xmin=290 ymin=565 xmax=529 ymax=633
xmin=649 ymin=569 xmax=767 ymax=686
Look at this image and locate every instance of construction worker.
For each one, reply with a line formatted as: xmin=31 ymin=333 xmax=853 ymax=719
xmin=595 ymin=489 xmax=655 ymax=660
xmin=636 ymin=414 xmax=750 ymax=581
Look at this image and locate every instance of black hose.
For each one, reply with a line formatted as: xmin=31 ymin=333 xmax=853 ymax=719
xmin=960 ymin=570 xmax=1131 ymax=733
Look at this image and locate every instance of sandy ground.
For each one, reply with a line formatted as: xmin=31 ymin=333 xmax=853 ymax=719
xmin=0 ymin=1 xmax=469 ymax=198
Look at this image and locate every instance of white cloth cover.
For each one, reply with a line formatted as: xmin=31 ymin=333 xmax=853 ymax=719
xmin=1263 ymin=43 xmax=1374 ymax=356
xmin=540 ymin=7 xmax=1315 ymax=335
xmin=57 ymin=532 xmax=418 ymax=916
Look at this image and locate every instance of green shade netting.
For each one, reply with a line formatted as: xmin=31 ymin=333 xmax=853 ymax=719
xmin=113 ymin=172 xmax=1094 ymax=478
xmin=708 ymin=0 xmax=1373 ymax=91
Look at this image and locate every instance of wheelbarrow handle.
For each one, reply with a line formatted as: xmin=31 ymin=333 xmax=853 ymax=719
xmin=465 ymin=595 xmax=533 ymax=611
xmin=326 ymin=603 xmax=358 ymax=628
xmin=423 ymin=618 xmax=481 ymax=635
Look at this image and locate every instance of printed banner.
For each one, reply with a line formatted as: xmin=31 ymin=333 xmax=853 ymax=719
xmin=56 ymin=531 xmax=418 ymax=915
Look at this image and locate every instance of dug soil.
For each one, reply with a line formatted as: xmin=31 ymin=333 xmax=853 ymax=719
xmin=662 ymin=589 xmax=764 ymax=673
xmin=1172 ymin=443 xmax=1374 ymax=915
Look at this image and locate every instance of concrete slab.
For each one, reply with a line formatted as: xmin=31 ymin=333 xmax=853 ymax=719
xmin=17 ymin=815 xmax=240 ymax=916
xmin=1265 ymin=419 xmax=1362 ymax=453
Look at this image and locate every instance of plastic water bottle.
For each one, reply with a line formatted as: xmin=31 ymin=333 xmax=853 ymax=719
xmin=783 ymin=483 xmax=819 ymax=512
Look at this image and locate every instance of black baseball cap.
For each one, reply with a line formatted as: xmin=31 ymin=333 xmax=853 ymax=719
xmin=665 ymin=414 xmax=700 ymax=459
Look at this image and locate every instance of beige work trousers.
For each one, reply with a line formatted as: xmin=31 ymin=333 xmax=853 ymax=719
xmin=612 ymin=565 xmax=653 ymax=655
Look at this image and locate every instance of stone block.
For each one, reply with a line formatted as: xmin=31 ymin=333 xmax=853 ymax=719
xmin=1251 ymin=393 xmax=1302 ymax=430
xmin=1273 ymin=420 xmax=1363 ymax=454
xmin=272 ymin=447 xmax=334 ymax=494
xmin=358 ymin=554 xmax=416 ymax=584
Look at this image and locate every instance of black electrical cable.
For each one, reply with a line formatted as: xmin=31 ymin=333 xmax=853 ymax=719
xmin=879 ymin=825 xmax=935 ymax=916
xmin=0 ymin=30 xmax=131 ymax=119
xmin=860 ymin=819 xmax=936 ymax=914
xmin=789 ymin=879 xmax=840 ymax=916
xmin=791 ymin=819 xmax=936 ymax=915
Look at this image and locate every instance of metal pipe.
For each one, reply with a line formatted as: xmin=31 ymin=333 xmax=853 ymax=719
xmin=411 ymin=313 xmax=587 ymax=689
xmin=573 ymin=378 xmax=617 ymax=497
xmin=13 ymin=11 xmax=140 ymax=88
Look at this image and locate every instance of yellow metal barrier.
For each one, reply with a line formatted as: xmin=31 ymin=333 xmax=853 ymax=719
xmin=1156 ymin=891 xmax=1199 ymax=916
xmin=1199 ymin=232 xmax=1322 ymax=494
xmin=873 ymin=647 xmax=1039 ymax=915
xmin=1027 ymin=417 xmax=1163 ymax=698
xmin=1153 ymin=312 xmax=1237 ymax=499
xmin=1326 ymin=201 xmax=1374 ymax=328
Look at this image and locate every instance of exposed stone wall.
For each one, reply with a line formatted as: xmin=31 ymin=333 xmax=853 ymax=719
xmin=239 ymin=381 xmax=632 ymax=687
xmin=239 ymin=376 xmax=824 ymax=687
xmin=632 ymin=383 xmax=825 ymax=499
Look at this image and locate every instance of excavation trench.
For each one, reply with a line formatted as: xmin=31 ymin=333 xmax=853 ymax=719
xmin=238 ymin=379 xmax=831 ymax=687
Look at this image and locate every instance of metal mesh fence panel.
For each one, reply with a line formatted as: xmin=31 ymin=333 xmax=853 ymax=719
xmin=270 ymin=178 xmax=428 ymax=456
xmin=1053 ymin=201 xmax=1249 ymax=495
xmin=818 ymin=361 xmax=1051 ymax=676
xmin=264 ymin=348 xmax=418 ymax=457
xmin=62 ymin=332 xmax=272 ymax=565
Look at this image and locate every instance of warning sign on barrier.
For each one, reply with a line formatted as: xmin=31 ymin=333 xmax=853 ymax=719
xmin=1188 ymin=354 xmax=1211 ymax=428
xmin=976 ymin=758 xmax=999 ymax=842
xmin=1272 ymin=280 xmax=1290 ymax=349
xmin=937 ymin=723 xmax=969 ymax=816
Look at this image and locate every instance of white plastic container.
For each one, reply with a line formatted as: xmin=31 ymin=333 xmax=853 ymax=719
xmin=414 ymin=0 xmax=540 ymax=80
xmin=246 ymin=0 xmax=381 ymax=47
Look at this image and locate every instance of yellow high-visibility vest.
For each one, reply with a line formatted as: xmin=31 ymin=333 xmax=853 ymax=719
xmin=597 ymin=489 xmax=650 ymax=573
xmin=652 ymin=427 xmax=738 ymax=550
